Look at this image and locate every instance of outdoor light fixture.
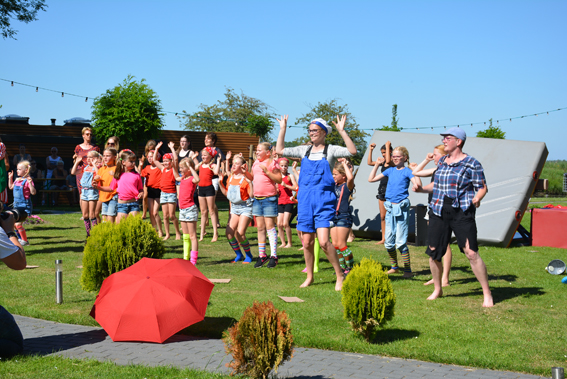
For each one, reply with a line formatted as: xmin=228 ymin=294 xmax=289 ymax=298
xmin=56 ymin=260 xmax=63 ymax=304
xmin=551 ymin=367 xmax=564 ymax=379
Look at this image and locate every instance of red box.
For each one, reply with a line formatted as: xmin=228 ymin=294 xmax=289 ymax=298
xmin=531 ymin=208 xmax=567 ymax=248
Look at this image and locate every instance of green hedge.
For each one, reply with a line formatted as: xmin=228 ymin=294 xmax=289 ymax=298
xmin=80 ymin=216 xmax=165 ymax=292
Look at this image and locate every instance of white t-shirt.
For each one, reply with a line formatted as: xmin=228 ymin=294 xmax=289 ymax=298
xmin=0 ymin=228 xmax=18 ymax=259
xmin=282 ymin=145 xmax=352 ymax=171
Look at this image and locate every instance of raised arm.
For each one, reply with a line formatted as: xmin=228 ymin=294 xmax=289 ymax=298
xmin=412 ymin=153 xmax=436 ymax=177
xmin=339 ymin=158 xmax=355 ymax=192
xmin=70 ymin=155 xmax=82 ymax=176
xmin=217 ymin=170 xmax=228 ymax=196
xmin=368 ymin=160 xmax=385 ymax=183
xmin=275 ymin=115 xmax=288 ymax=156
xmin=367 ymin=143 xmax=377 ymax=166
xmin=333 ymin=115 xmax=357 ymax=156
xmin=384 ymin=141 xmax=392 ymax=166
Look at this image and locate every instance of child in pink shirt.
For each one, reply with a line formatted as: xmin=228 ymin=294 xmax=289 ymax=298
xmin=246 ymin=142 xmax=282 ymax=268
xmin=97 ymin=150 xmax=143 ymax=223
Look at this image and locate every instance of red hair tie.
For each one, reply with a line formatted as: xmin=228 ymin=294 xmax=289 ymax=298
xmin=163 ymin=153 xmax=173 ymax=161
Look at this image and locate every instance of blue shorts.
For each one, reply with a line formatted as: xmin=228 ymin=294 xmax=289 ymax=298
xmin=179 ymin=205 xmax=199 ymax=222
xmin=231 ymin=201 xmax=253 ymax=219
xmin=101 ymin=195 xmax=118 ymax=217
xmin=334 ymin=212 xmax=353 ymax=228
xmin=117 ymin=201 xmax=140 ymax=214
xmin=160 ymin=191 xmax=177 ymax=204
xmin=252 ymin=196 xmax=278 ymax=218
xmin=80 ymin=188 xmax=99 ymax=202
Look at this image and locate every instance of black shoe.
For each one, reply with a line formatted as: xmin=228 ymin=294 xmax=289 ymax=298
xmin=267 ymin=256 xmax=278 ymax=268
xmin=254 ymin=256 xmax=269 ymax=268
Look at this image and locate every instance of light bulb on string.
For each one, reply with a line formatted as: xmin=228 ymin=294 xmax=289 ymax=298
xmin=11 ymin=81 xmax=14 ymax=86
xmin=85 ymin=97 xmax=88 ymax=102
xmin=510 ymin=118 xmax=511 ymax=122
xmin=36 ymin=87 xmax=38 ymax=92
xmin=61 ymin=92 xmax=64 ymax=97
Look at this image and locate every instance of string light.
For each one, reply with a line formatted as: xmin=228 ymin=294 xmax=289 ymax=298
xmin=2 ymin=78 xmax=566 ymax=132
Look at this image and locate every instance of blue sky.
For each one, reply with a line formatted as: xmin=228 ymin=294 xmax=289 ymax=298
xmin=2 ymin=0 xmax=566 ymax=160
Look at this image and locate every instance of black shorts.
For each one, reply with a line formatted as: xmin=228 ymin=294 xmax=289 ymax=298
xmin=278 ymin=203 xmax=294 ymax=214
xmin=376 ymin=184 xmax=387 ymax=201
xmin=198 ymin=185 xmax=215 ymax=197
xmin=147 ymin=186 xmax=161 ymax=199
xmin=426 ymin=196 xmax=478 ymax=261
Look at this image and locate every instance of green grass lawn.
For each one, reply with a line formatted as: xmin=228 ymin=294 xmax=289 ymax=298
xmin=1 ymin=201 xmax=566 ymax=376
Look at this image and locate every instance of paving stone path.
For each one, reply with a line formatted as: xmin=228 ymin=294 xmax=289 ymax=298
xmin=15 ymin=315 xmax=547 ymax=379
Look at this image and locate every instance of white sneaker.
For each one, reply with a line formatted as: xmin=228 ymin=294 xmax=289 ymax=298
xmin=20 ymin=240 xmax=30 ymax=246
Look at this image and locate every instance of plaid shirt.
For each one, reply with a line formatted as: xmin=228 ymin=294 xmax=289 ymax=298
xmin=430 ymin=155 xmax=486 ymax=217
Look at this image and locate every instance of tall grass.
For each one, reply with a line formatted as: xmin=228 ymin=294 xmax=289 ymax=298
xmin=539 ymin=160 xmax=567 ymax=195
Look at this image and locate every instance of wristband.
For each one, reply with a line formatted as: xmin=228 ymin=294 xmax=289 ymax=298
xmin=6 ymin=231 xmax=17 ymax=239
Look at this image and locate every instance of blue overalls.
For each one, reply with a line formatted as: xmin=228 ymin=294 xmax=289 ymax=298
xmin=297 ymin=145 xmax=337 ymax=233
xmin=13 ymin=179 xmax=32 ymax=215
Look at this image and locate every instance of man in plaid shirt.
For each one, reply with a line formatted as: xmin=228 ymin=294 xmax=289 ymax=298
xmin=425 ymin=127 xmax=493 ymax=308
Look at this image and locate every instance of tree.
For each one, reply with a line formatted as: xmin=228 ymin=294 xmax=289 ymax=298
xmin=379 ymin=104 xmax=401 ymax=131
xmin=178 ymin=88 xmax=275 ymax=141
xmin=91 ymin=75 xmax=164 ymax=150
xmin=1 ymin=0 xmax=47 ymax=39
xmin=291 ymin=99 xmax=370 ymax=165
xmin=476 ymin=118 xmax=506 ymax=139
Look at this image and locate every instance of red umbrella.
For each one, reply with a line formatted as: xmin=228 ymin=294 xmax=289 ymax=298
xmin=90 ymin=258 xmax=214 ymax=343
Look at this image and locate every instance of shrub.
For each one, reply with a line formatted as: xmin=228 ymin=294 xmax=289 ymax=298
xmin=80 ymin=216 xmax=165 ymax=292
xmin=223 ymin=301 xmax=294 ymax=379
xmin=341 ymin=257 xmax=396 ymax=341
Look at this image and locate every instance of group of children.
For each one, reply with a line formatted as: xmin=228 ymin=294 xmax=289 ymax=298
xmin=5 ymin=126 xmax=433 ymax=286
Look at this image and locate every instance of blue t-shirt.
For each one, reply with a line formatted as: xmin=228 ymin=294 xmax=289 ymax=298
xmin=383 ymin=167 xmax=414 ymax=203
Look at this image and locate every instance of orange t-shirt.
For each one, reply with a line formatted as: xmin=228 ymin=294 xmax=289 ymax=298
xmin=141 ymin=166 xmax=162 ymax=189
xmin=97 ymin=165 xmax=117 ymax=202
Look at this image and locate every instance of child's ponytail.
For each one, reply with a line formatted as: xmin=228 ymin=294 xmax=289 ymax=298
xmin=114 ymin=150 xmax=137 ymax=179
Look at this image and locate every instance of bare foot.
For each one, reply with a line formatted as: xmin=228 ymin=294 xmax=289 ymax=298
xmin=427 ymin=289 xmax=443 ymax=300
xmin=387 ymin=268 xmax=399 ymax=274
xmin=424 ymin=279 xmax=450 ymax=287
xmin=347 ymin=236 xmax=355 ymax=243
xmin=284 ymin=244 xmax=292 ymax=248
xmin=483 ymin=295 xmax=494 ymax=308
xmin=158 ymin=233 xmax=163 ymax=238
xmin=199 ymin=236 xmax=204 ymax=242
xmin=163 ymin=235 xmax=170 ymax=241
xmin=298 ymin=246 xmax=304 ymax=251
xmin=300 ymin=278 xmax=314 ymax=288
xmin=278 ymin=243 xmax=286 ymax=248
xmin=376 ymin=240 xmax=385 ymax=245
xmin=301 ymin=267 xmax=307 ymax=273
xmin=335 ymin=275 xmax=344 ymax=291
xmin=211 ymin=235 xmax=218 ymax=243
xmin=175 ymin=234 xmax=181 ymax=240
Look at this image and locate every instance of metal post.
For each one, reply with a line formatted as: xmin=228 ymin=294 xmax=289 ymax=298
xmin=55 ymin=260 xmax=63 ymax=304
xmin=552 ymin=367 xmax=565 ymax=379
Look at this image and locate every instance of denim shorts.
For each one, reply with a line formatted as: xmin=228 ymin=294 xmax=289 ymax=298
xmin=160 ymin=191 xmax=177 ymax=204
xmin=231 ymin=201 xmax=253 ymax=219
xmin=179 ymin=205 xmax=199 ymax=222
xmin=101 ymin=195 xmax=118 ymax=217
xmin=117 ymin=201 xmax=140 ymax=214
xmin=252 ymin=196 xmax=278 ymax=218
xmin=80 ymin=188 xmax=99 ymax=202
xmin=334 ymin=212 xmax=353 ymax=228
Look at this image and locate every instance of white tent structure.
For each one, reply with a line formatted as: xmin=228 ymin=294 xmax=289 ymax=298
xmin=351 ymin=131 xmax=547 ymax=247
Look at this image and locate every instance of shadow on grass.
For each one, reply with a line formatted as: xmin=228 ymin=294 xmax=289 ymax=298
xmin=444 ymin=286 xmax=545 ymax=303
xmin=180 ymin=316 xmax=237 ymax=339
xmin=28 ymin=243 xmax=85 ymax=254
xmin=28 ymin=226 xmax=73 ymax=232
xmin=371 ymin=328 xmax=420 ymax=344
xmin=450 ymin=273 xmax=519 ymax=286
